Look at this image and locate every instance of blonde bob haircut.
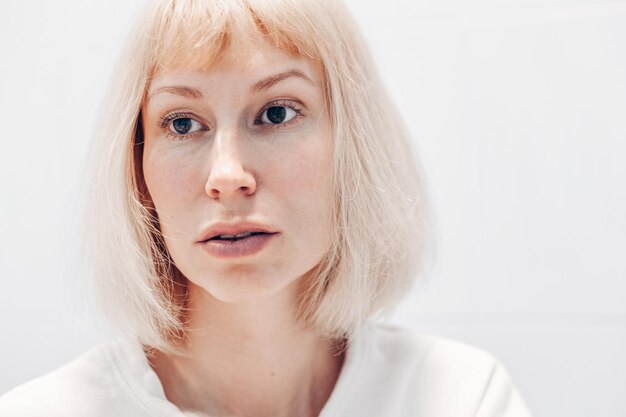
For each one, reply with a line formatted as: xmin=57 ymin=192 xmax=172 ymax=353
xmin=80 ymin=0 xmax=436 ymax=356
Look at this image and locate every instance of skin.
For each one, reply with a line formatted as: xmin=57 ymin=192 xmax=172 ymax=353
xmin=140 ymin=39 xmax=344 ymax=417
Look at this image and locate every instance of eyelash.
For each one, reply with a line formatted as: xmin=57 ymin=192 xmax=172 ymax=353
xmin=254 ymin=100 xmax=303 ymax=128
xmin=158 ymin=100 xmax=304 ymax=141
xmin=159 ymin=111 xmax=199 ymax=141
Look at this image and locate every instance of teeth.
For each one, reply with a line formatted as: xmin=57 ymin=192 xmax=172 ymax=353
xmin=218 ymin=232 xmax=254 ymax=239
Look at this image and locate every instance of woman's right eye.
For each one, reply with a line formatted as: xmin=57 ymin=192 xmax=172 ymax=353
xmin=158 ymin=112 xmax=207 ymax=140
xmin=169 ymin=117 xmax=203 ymax=135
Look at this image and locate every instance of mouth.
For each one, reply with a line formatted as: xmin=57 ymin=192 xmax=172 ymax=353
xmin=198 ymin=222 xmax=278 ymax=243
xmin=205 ymin=231 xmax=274 ymax=242
xmin=199 ymin=231 xmax=278 ymax=258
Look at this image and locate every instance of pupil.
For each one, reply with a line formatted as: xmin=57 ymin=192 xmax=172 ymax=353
xmin=267 ymin=106 xmax=286 ymax=124
xmin=173 ymin=118 xmax=192 ymax=134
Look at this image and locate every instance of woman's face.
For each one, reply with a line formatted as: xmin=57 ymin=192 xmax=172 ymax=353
xmin=141 ymin=41 xmax=333 ymax=303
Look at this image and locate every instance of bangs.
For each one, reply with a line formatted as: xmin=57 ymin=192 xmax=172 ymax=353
xmin=146 ymin=0 xmax=328 ymax=74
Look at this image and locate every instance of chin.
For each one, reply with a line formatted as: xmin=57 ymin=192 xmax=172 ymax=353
xmin=188 ymin=267 xmax=300 ymax=304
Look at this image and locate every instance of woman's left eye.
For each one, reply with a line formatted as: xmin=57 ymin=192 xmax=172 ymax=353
xmin=256 ymin=102 xmax=302 ymax=126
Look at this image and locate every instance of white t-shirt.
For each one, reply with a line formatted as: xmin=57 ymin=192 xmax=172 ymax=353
xmin=0 ymin=321 xmax=533 ymax=416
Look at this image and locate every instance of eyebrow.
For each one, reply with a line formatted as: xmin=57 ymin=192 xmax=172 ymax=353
xmin=250 ymin=69 xmax=315 ymax=93
xmin=147 ymin=69 xmax=315 ymax=100
xmin=147 ymin=85 xmax=203 ymax=100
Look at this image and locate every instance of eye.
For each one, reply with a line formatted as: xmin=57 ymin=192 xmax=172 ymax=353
xmin=261 ymin=106 xmax=296 ymax=124
xmin=169 ymin=117 xmax=203 ymax=135
xmin=255 ymin=100 xmax=302 ymax=127
xmin=158 ymin=111 xmax=208 ymax=140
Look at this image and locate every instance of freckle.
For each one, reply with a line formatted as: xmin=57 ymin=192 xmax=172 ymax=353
xmin=271 ymin=372 xmax=275 ymax=376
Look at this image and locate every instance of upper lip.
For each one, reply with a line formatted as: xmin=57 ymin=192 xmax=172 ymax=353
xmin=197 ymin=222 xmax=278 ymax=242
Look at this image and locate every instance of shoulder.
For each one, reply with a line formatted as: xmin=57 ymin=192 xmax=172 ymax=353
xmin=362 ymin=322 xmax=503 ymax=391
xmin=367 ymin=321 xmax=497 ymax=366
xmin=352 ymin=321 xmax=533 ymax=417
xmin=0 ymin=339 xmax=141 ymax=417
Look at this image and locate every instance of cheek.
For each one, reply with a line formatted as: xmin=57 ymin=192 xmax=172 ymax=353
xmin=143 ymin=147 xmax=202 ymax=216
xmin=271 ymin=137 xmax=334 ymax=231
xmin=270 ymin=118 xmax=333 ymax=193
xmin=277 ymin=139 xmax=329 ymax=188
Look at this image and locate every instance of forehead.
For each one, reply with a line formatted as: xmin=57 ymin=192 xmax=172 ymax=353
xmin=147 ymin=39 xmax=323 ymax=95
xmin=141 ymin=0 xmax=332 ymax=97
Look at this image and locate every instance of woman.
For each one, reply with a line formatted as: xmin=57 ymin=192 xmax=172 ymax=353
xmin=0 ymin=0 xmax=532 ymax=416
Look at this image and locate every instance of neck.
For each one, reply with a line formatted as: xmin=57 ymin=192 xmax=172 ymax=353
xmin=147 ymin=281 xmax=347 ymax=417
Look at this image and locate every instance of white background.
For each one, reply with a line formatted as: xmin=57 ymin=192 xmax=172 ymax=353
xmin=1 ymin=1 xmax=625 ymax=416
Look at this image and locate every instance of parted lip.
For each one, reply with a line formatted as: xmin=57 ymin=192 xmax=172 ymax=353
xmin=197 ymin=222 xmax=278 ymax=242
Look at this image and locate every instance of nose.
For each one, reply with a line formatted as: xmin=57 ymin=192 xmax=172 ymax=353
xmin=205 ymin=129 xmax=256 ymax=200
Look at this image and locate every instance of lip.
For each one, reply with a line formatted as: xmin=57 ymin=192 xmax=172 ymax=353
xmin=196 ymin=222 xmax=278 ymax=243
xmin=199 ymin=233 xmax=277 ymax=258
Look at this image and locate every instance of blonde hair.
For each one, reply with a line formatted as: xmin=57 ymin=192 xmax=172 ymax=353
xmin=80 ymin=0 xmax=436 ymax=355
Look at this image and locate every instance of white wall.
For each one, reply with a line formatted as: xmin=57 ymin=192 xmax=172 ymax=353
xmin=1 ymin=1 xmax=624 ymax=416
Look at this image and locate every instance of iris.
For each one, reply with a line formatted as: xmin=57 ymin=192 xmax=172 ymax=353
xmin=266 ymin=106 xmax=286 ymax=124
xmin=172 ymin=118 xmax=192 ymax=134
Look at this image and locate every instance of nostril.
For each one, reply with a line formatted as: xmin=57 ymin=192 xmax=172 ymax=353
xmin=205 ymin=173 xmax=256 ymax=199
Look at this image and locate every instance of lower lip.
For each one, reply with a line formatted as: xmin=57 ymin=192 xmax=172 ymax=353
xmin=199 ymin=233 xmax=277 ymax=258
